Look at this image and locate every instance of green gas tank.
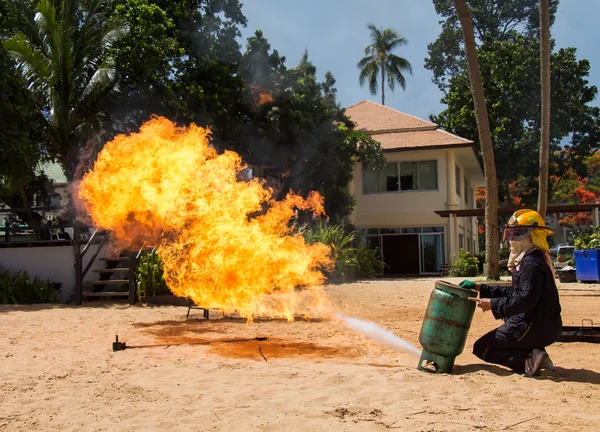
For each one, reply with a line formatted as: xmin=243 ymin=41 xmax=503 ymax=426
xmin=417 ymin=280 xmax=478 ymax=373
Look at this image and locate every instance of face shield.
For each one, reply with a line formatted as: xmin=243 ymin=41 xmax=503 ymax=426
xmin=502 ymin=225 xmax=534 ymax=242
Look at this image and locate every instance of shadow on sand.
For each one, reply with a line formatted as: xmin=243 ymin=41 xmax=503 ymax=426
xmin=452 ymin=363 xmax=514 ymax=377
xmin=545 ymin=367 xmax=600 ymax=385
xmin=453 ymin=363 xmax=600 ymax=384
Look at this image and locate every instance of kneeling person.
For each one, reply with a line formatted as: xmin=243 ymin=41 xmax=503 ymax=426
xmin=461 ymin=209 xmax=562 ymax=377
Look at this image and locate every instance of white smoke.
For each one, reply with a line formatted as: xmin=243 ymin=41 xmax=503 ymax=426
xmin=335 ymin=313 xmax=421 ymax=357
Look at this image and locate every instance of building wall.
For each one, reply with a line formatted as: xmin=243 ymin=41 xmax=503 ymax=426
xmin=350 ymin=148 xmax=482 ymax=266
xmin=350 ymin=150 xmax=448 ymax=227
xmin=0 ymin=244 xmax=104 ymax=302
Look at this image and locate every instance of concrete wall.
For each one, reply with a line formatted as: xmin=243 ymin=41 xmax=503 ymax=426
xmin=351 ymin=150 xmax=447 ymax=227
xmin=0 ymin=244 xmax=103 ymax=302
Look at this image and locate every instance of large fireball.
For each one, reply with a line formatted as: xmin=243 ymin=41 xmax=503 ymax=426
xmin=77 ymin=117 xmax=333 ymax=320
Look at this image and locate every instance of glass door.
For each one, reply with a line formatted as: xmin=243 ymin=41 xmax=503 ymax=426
xmin=421 ymin=234 xmax=442 ymax=273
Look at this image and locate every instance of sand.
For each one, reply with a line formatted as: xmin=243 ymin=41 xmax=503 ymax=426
xmin=1 ymin=276 xmax=599 ymax=431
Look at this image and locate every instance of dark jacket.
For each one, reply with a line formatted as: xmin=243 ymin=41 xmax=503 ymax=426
xmin=480 ymin=249 xmax=562 ymax=341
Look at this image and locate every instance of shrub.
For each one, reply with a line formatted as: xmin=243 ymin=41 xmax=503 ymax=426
xmin=499 ymin=247 xmax=510 ymax=260
xmin=448 ymin=249 xmax=479 ymax=277
xmin=574 ymin=227 xmax=600 ymax=250
xmin=0 ymin=270 xmax=58 ymax=304
xmin=300 ymin=222 xmax=385 ymax=283
xmin=135 ymin=251 xmax=171 ymax=298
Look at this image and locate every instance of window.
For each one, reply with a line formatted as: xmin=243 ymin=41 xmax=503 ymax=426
xmin=464 ymin=178 xmax=469 ymax=205
xmin=459 ymin=233 xmax=464 ymax=250
xmin=419 ymin=160 xmax=437 ymax=190
xmin=362 ymin=160 xmax=438 ymax=194
xmin=455 ymin=165 xmax=461 ymax=196
xmin=385 ymin=163 xmax=399 ymax=191
xmin=399 ymin=162 xmax=417 ymax=190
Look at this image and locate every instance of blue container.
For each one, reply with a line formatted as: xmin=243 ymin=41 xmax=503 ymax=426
xmin=574 ymin=249 xmax=600 ymax=282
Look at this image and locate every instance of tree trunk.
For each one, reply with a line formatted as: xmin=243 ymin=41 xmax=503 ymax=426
xmin=453 ymin=0 xmax=500 ymax=279
xmin=537 ymin=0 xmax=551 ymax=218
xmin=381 ymin=64 xmax=385 ymax=105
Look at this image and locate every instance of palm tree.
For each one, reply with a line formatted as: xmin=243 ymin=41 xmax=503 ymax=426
xmin=357 ymin=24 xmax=412 ymax=105
xmin=537 ymin=0 xmax=551 ymax=217
xmin=452 ymin=0 xmax=500 ymax=279
xmin=4 ymin=0 xmax=127 ymax=181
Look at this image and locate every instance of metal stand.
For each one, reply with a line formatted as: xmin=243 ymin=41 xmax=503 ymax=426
xmin=186 ymin=301 xmax=210 ymax=320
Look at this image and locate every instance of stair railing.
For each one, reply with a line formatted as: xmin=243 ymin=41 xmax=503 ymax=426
xmin=74 ymin=226 xmax=109 ymax=305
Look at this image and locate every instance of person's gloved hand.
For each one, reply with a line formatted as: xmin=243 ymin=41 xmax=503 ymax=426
xmin=459 ymin=280 xmax=476 ymax=290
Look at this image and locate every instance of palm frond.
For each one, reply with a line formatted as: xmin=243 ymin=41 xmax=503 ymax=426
xmin=357 ymin=55 xmax=372 ymax=69
xmin=368 ymin=65 xmax=378 ymax=95
xmin=82 ymin=66 xmax=117 ymax=98
xmin=4 ymin=34 xmax=52 ymax=97
xmin=358 ymin=61 xmax=378 ymax=95
xmin=386 ymin=62 xmax=408 ymax=91
xmin=388 ymin=54 xmax=413 ymax=74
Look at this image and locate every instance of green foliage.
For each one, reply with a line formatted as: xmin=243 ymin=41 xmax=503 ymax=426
xmin=4 ymin=0 xmax=128 ymax=180
xmin=431 ymin=35 xmax=600 ymax=205
xmin=240 ymin=33 xmax=384 ymax=220
xmin=448 ymin=249 xmax=479 ymax=277
xmin=301 ymin=223 xmax=384 ymax=283
xmin=0 ymin=269 xmax=58 ymax=304
xmin=425 ymin=0 xmax=559 ymax=91
xmin=135 ymin=252 xmax=171 ymax=297
xmin=573 ymin=227 xmax=600 ymax=250
xmin=107 ymin=0 xmax=182 ymax=129
xmin=0 ymin=1 xmax=49 ymax=208
xmin=357 ymin=24 xmax=412 ymax=105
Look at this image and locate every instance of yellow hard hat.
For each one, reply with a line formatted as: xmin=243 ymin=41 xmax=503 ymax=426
xmin=503 ymin=209 xmax=554 ymax=242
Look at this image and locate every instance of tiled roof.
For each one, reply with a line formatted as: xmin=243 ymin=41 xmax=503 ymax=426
xmin=374 ymin=129 xmax=473 ymax=151
xmin=345 ymin=100 xmax=473 ymax=151
xmin=345 ymin=100 xmax=438 ymax=133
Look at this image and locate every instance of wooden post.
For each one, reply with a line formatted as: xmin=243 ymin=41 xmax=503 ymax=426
xmin=74 ymin=224 xmax=83 ymax=305
xmin=128 ymin=252 xmax=136 ymax=305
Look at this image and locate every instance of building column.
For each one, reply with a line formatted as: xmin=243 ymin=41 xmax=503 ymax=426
xmin=593 ymin=206 xmax=599 ymax=228
xmin=446 ymin=150 xmax=459 ymax=259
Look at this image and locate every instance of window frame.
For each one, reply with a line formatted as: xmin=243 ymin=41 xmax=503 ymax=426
xmin=362 ymin=160 xmax=439 ymax=194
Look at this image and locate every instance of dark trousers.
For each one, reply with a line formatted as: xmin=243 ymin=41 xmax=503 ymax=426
xmin=473 ymin=319 xmax=562 ymax=373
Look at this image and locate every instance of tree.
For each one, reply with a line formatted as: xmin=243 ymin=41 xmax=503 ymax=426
xmin=452 ymin=0 xmax=499 ymax=279
xmin=241 ymin=33 xmax=385 ymax=220
xmin=550 ymin=152 xmax=600 ymax=225
xmin=104 ymin=0 xmax=250 ymax=151
xmin=106 ymin=0 xmax=181 ymax=131
xmin=432 ymin=36 xmax=600 ymax=206
xmin=156 ymin=0 xmax=249 ymax=150
xmin=425 ymin=0 xmax=559 ymax=91
xmin=0 ymin=0 xmax=49 ymax=212
xmin=357 ymin=24 xmax=412 ymax=105
xmin=537 ymin=0 xmax=551 ymax=217
xmin=4 ymin=0 xmax=128 ymax=181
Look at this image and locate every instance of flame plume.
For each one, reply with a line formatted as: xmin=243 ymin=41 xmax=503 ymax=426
xmin=77 ymin=117 xmax=333 ymax=320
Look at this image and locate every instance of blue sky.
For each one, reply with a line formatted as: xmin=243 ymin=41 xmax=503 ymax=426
xmin=238 ymin=0 xmax=600 ymax=121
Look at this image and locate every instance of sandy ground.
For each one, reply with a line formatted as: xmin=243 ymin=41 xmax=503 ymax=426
xmin=1 ymin=276 xmax=599 ymax=431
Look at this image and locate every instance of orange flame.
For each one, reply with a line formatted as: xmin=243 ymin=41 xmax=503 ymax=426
xmin=77 ymin=117 xmax=333 ymax=320
xmin=252 ymin=84 xmax=274 ymax=111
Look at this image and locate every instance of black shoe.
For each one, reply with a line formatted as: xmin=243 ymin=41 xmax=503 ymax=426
xmin=524 ymin=349 xmax=549 ymax=377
